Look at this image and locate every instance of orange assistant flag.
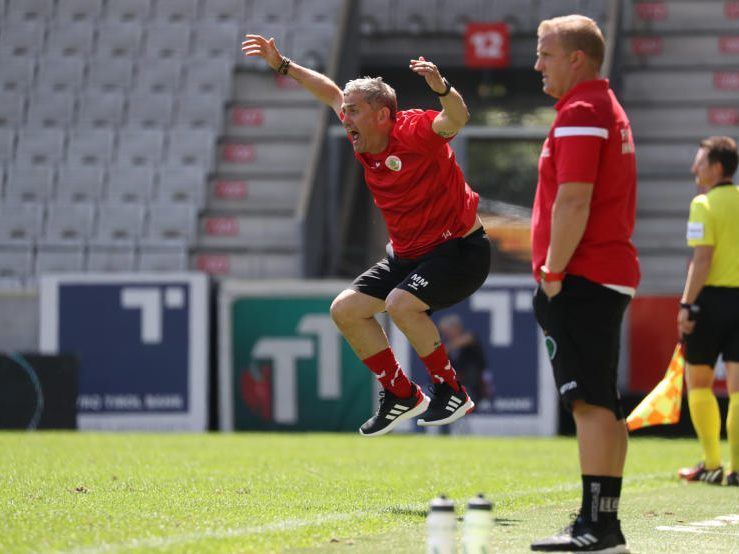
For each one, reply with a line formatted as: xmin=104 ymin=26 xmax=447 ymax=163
xmin=626 ymin=343 xmax=685 ymax=431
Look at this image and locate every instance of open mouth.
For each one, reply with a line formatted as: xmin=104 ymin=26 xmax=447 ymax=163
xmin=347 ymin=130 xmax=360 ymax=145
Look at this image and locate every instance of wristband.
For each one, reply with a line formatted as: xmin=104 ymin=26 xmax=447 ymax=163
xmin=433 ymin=77 xmax=451 ymax=97
xmin=540 ymin=266 xmax=565 ymax=283
xmin=276 ymin=56 xmax=291 ymax=75
xmin=680 ymin=302 xmax=700 ymax=321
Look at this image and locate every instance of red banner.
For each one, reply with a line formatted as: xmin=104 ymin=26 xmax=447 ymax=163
xmin=464 ymin=23 xmax=509 ymax=68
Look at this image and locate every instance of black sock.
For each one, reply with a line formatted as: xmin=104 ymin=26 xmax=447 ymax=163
xmin=581 ymin=475 xmax=622 ymax=526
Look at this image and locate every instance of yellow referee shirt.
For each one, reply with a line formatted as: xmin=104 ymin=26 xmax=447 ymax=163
xmin=686 ymin=183 xmax=739 ymax=287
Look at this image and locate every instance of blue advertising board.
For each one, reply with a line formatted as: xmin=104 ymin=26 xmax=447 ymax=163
xmin=39 ymin=273 xmax=208 ymax=431
xmin=389 ymin=275 xmax=557 ymax=435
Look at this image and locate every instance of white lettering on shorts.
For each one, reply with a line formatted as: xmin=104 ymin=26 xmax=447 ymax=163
xmin=407 ymin=273 xmax=429 ymax=291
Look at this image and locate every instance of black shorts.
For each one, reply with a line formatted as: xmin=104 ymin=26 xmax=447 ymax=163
xmin=533 ymin=275 xmax=631 ymax=418
xmin=684 ymin=286 xmax=739 ymax=366
xmin=351 ymin=228 xmax=491 ymax=312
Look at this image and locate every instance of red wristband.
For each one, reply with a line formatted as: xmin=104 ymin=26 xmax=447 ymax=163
xmin=540 ymin=266 xmax=565 ymax=283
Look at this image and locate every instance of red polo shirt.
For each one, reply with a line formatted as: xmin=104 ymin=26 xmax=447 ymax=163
xmin=350 ymin=109 xmax=479 ymax=259
xmin=531 ymin=79 xmax=640 ymax=288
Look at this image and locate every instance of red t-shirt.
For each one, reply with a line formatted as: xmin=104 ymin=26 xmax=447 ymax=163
xmin=531 ymin=79 xmax=640 ymax=287
xmin=349 ymin=109 xmax=479 ymax=259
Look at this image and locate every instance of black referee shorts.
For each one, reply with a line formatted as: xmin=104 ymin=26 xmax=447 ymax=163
xmin=351 ymin=228 xmax=491 ymax=312
xmin=533 ymin=274 xmax=631 ymax=419
xmin=684 ymin=286 xmax=739 ymax=366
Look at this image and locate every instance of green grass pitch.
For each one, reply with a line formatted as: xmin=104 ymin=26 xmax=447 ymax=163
xmin=2 ymin=433 xmax=737 ymax=553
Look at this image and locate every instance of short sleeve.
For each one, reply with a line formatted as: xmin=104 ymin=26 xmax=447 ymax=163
xmin=397 ymin=109 xmax=450 ymax=153
xmin=552 ymin=102 xmax=607 ymax=184
xmin=687 ymin=195 xmax=713 ymax=246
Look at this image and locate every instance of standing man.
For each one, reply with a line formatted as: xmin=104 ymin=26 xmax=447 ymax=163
xmin=677 ymin=136 xmax=739 ymax=487
xmin=242 ymin=36 xmax=490 ymax=437
xmin=530 ymin=15 xmax=639 ymax=552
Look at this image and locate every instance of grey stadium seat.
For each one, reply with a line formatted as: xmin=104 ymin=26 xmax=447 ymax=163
xmin=92 ymin=204 xmax=146 ymax=246
xmin=0 ymin=203 xmax=44 ymax=246
xmin=153 ymin=0 xmax=199 ymax=22
xmin=174 ymin=93 xmax=223 ymax=130
xmin=36 ymin=57 xmax=85 ymax=93
xmin=0 ymin=128 xmax=16 ymax=163
xmin=166 ymin=128 xmax=215 ymax=169
xmin=41 ymin=203 xmax=96 ymax=246
xmin=16 ymin=128 xmax=65 ymax=165
xmin=296 ymin=0 xmax=343 ymax=24
xmin=436 ymin=0 xmax=484 ymax=34
xmin=201 ymin=0 xmax=246 ymax=23
xmin=56 ymin=165 xmax=105 ymax=203
xmin=35 ymin=246 xmax=86 ymax=274
xmin=183 ymin=58 xmax=233 ymax=97
xmin=87 ymin=57 xmax=135 ymax=92
xmin=250 ymin=0 xmax=296 ymax=22
xmin=0 ymin=91 xmax=26 ymax=127
xmin=192 ymin=21 xmax=240 ymax=60
xmin=87 ymin=246 xmax=137 ymax=272
xmin=45 ymin=22 xmax=95 ymax=58
xmin=291 ymin=24 xmax=335 ymax=70
xmin=360 ymin=0 xmax=392 ymax=35
xmin=125 ymin=92 xmax=173 ymax=129
xmin=157 ymin=165 xmax=205 ymax=206
xmin=5 ymin=164 xmax=55 ymax=203
xmin=66 ymin=129 xmax=115 ymax=167
xmin=7 ymin=0 xmax=54 ymax=21
xmin=0 ymin=21 xmax=46 ymax=57
xmin=138 ymin=246 xmax=188 ymax=271
xmin=143 ymin=22 xmax=191 ymax=59
xmin=0 ymin=56 xmax=36 ymax=92
xmin=76 ymin=91 xmax=126 ymax=128
xmin=95 ymin=21 xmax=144 ymax=58
xmin=116 ymin=129 xmax=165 ymax=167
xmin=104 ymin=0 xmax=151 ymax=22
xmin=106 ymin=165 xmax=155 ymax=203
xmin=132 ymin=58 xmax=183 ymax=94
xmin=143 ymin=204 xmax=196 ymax=247
xmin=0 ymin=247 xmax=34 ymax=281
xmin=56 ymin=0 xmax=104 ymax=22
xmin=26 ymin=90 xmax=76 ymax=128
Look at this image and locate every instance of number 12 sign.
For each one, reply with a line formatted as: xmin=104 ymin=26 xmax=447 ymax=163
xmin=465 ymin=22 xmax=510 ymax=68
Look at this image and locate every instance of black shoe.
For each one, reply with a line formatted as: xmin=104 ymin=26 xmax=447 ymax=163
xmin=416 ymin=381 xmax=474 ymax=427
xmin=531 ymin=516 xmax=629 ymax=552
xmin=677 ymin=461 xmax=724 ymax=484
xmin=727 ymin=472 xmax=738 ymax=486
xmin=359 ymin=384 xmax=430 ymax=437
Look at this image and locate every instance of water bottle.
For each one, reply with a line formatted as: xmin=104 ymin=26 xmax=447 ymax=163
xmin=427 ymin=495 xmax=456 ymax=554
xmin=461 ymin=494 xmax=493 ymax=553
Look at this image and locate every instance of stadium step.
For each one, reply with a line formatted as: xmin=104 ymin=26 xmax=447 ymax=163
xmin=233 ymin=70 xmax=317 ymax=104
xmin=630 ymin=106 xmax=739 ymax=140
xmin=623 ymin=34 xmax=739 ymax=69
xmin=225 ymin=105 xmax=321 ymax=138
xmin=192 ymin=249 xmax=301 ymax=278
xmin=206 ymin=175 xmax=301 ymax=213
xmin=622 ymin=69 xmax=739 ymax=103
xmin=633 ymin=216 xmax=692 ymax=252
xmin=216 ymin=138 xmax=310 ymax=174
xmin=637 ymin=179 xmax=695 ymax=217
xmin=197 ymin=213 xmax=301 ymax=249
xmin=623 ymin=0 xmax=739 ymax=32
xmin=635 ymin=142 xmax=704 ymax=177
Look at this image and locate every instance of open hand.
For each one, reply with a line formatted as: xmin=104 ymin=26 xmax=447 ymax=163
xmin=242 ymin=34 xmax=282 ymax=71
xmin=409 ymin=56 xmax=446 ymax=94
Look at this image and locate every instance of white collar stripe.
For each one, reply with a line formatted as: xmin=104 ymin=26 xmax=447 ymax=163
xmin=554 ymin=126 xmax=609 ymax=139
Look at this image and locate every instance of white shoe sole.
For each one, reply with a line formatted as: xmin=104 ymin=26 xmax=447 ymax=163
xmin=416 ymin=398 xmax=475 ymax=427
xmin=359 ymin=393 xmax=431 ymax=437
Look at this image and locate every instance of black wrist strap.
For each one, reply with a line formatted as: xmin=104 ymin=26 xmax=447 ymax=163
xmin=276 ymin=57 xmax=291 ymax=75
xmin=434 ymin=77 xmax=451 ymax=97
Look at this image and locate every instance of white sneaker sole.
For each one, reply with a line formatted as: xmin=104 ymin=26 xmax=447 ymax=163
xmin=359 ymin=393 xmax=431 ymax=437
xmin=416 ymin=398 xmax=475 ymax=427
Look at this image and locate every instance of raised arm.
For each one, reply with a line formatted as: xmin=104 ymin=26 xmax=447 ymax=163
xmin=409 ymin=56 xmax=470 ymax=138
xmin=241 ymin=34 xmax=344 ymax=118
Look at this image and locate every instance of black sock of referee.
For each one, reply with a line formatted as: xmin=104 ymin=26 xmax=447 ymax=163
xmin=581 ymin=475 xmax=622 ymax=527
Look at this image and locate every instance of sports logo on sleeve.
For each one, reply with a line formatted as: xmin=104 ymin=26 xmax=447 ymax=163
xmin=385 ymin=155 xmax=402 ymax=171
xmin=687 ymin=222 xmax=704 ymax=240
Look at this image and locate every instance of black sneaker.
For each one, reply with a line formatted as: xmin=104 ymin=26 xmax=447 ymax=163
xmin=416 ymin=381 xmax=474 ymax=427
xmin=359 ymin=384 xmax=430 ymax=437
xmin=677 ymin=461 xmax=724 ymax=484
xmin=531 ymin=516 xmax=629 ymax=552
xmin=726 ymin=472 xmax=738 ymax=486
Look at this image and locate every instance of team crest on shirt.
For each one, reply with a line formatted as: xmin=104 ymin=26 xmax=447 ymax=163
xmin=385 ymin=155 xmax=402 ymax=171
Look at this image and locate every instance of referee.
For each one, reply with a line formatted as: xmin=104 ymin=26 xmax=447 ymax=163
xmin=677 ymin=136 xmax=739 ymax=487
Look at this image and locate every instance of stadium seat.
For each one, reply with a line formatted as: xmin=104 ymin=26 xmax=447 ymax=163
xmin=95 ymin=21 xmax=144 ymax=58
xmin=92 ymin=204 xmax=146 ymax=246
xmin=291 ymin=24 xmax=336 ymax=70
xmin=116 ymin=128 xmax=165 ymax=167
xmin=5 ymin=165 xmax=55 ymax=203
xmin=166 ymin=128 xmax=215 ymax=169
xmin=436 ymin=0 xmax=484 ymax=34
xmin=56 ymin=165 xmax=105 ymax=203
xmin=143 ymin=22 xmax=191 ymax=59
xmin=87 ymin=246 xmax=137 ymax=272
xmin=536 ymin=0 xmax=580 ymax=22
xmin=86 ymin=57 xmax=135 ymax=92
xmin=138 ymin=245 xmax=188 ymax=271
xmin=250 ymin=0 xmax=296 ymax=22
xmin=0 ymin=91 xmax=26 ymax=127
xmin=143 ymin=204 xmax=196 ymax=247
xmin=36 ymin=57 xmax=85 ymax=93
xmin=0 ymin=247 xmax=34 ymax=281
xmin=132 ymin=58 xmax=183 ymax=94
xmin=76 ymin=90 xmax=126 ymax=128
xmin=125 ymin=92 xmax=174 ymax=129
xmin=153 ymin=0 xmax=199 ymax=22
xmin=41 ymin=203 xmax=95 ymax=246
xmin=192 ymin=21 xmax=240 ymax=60
xmin=26 ymin=90 xmax=76 ymax=128
xmin=16 ymin=128 xmax=65 ymax=165
xmin=157 ymin=165 xmax=205 ymax=206
xmin=106 ymin=165 xmax=155 ymax=203
xmin=56 ymin=0 xmax=104 ymax=22
xmin=295 ymin=0 xmax=343 ymax=24
xmin=104 ymin=0 xmax=151 ymax=22
xmin=174 ymin=93 xmax=223 ymax=130
xmin=0 ymin=21 xmax=46 ymax=57
xmin=46 ymin=22 xmax=95 ymax=58
xmin=183 ymin=58 xmax=233 ymax=97
xmin=0 ymin=128 xmax=16 ymax=163
xmin=359 ymin=0 xmax=392 ymax=35
xmin=0 ymin=56 xmax=36 ymax=92
xmin=0 ymin=204 xmax=44 ymax=246
xmin=481 ymin=0 xmax=536 ymax=33
xmin=201 ymin=0 xmax=246 ymax=23
xmin=35 ymin=245 xmax=86 ymax=274
xmin=7 ymin=0 xmax=54 ymax=22
xmin=66 ymin=129 xmax=115 ymax=167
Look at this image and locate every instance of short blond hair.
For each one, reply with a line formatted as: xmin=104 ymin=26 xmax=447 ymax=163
xmin=343 ymin=76 xmax=397 ymax=120
xmin=538 ymin=14 xmax=605 ymax=71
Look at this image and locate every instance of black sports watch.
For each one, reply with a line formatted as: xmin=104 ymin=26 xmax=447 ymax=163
xmin=433 ymin=78 xmax=452 ymax=97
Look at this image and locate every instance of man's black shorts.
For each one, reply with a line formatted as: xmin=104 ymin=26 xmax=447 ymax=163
xmin=684 ymin=286 xmax=739 ymax=366
xmin=533 ymin=274 xmax=631 ymax=418
xmin=351 ymin=228 xmax=491 ymax=312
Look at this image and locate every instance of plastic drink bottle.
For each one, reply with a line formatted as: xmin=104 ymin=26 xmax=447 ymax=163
xmin=427 ymin=495 xmax=456 ymax=554
xmin=462 ymin=494 xmax=493 ymax=553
